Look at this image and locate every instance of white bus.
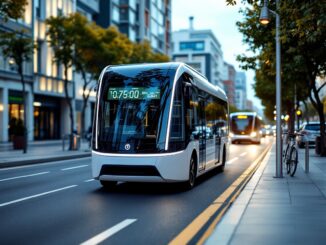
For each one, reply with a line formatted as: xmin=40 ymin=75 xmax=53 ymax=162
xmin=229 ymin=112 xmax=262 ymax=144
xmin=91 ymin=63 xmax=229 ymax=189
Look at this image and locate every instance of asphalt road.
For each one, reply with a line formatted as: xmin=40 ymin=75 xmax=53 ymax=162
xmin=0 ymin=137 xmax=273 ymax=244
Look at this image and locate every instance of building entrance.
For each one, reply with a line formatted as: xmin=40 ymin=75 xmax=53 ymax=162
xmin=34 ymin=96 xmax=60 ymax=140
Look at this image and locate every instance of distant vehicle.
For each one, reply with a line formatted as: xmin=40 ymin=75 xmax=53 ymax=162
xmin=229 ymin=112 xmax=262 ymax=144
xmin=260 ymin=127 xmax=267 ymax=137
xmin=264 ymin=125 xmax=273 ymax=136
xmin=91 ymin=62 xmax=229 ymax=189
xmin=297 ymin=122 xmax=325 ymax=148
xmin=272 ymin=125 xmax=276 ymax=136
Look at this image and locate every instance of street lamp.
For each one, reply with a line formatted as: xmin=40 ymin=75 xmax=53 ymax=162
xmin=260 ymin=0 xmax=283 ymax=178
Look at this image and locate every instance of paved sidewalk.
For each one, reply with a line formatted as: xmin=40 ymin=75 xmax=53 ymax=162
xmin=0 ymin=139 xmax=91 ymax=168
xmin=206 ymin=144 xmax=326 ymax=245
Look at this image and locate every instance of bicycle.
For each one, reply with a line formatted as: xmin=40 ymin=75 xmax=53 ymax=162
xmin=282 ymin=132 xmax=299 ymax=177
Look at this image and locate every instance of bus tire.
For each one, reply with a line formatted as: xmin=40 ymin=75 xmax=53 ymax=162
xmin=184 ymin=154 xmax=197 ymax=190
xmin=100 ymin=180 xmax=117 ymax=189
xmin=220 ymin=147 xmax=226 ymax=172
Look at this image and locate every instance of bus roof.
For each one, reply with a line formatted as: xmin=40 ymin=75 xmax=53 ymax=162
xmin=102 ymin=62 xmax=227 ymax=102
xmin=230 ymin=112 xmax=258 ymax=117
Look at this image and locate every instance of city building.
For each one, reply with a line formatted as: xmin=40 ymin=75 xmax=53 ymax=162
xmin=0 ymin=0 xmax=81 ymax=143
xmin=222 ymin=62 xmax=236 ymax=106
xmin=171 ymin=17 xmax=224 ymax=88
xmin=93 ymin=0 xmax=171 ymax=55
xmin=0 ymin=0 xmax=172 ymax=143
xmin=246 ymin=99 xmax=254 ymax=111
xmin=235 ymin=72 xmax=247 ymax=110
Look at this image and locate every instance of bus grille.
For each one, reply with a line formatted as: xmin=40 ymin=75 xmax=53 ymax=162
xmin=100 ymin=165 xmax=161 ymax=177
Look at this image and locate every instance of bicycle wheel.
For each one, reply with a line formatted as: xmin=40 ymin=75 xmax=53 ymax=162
xmin=288 ymin=147 xmax=298 ymax=177
xmin=283 ymin=143 xmax=290 ymax=172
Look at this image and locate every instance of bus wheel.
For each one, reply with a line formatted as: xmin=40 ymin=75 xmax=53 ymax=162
xmin=100 ymin=180 xmax=117 ymax=189
xmin=220 ymin=147 xmax=226 ymax=172
xmin=184 ymin=156 xmax=197 ymax=190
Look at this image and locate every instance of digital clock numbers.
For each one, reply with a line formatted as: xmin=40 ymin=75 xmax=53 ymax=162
xmin=107 ymin=87 xmax=160 ymax=100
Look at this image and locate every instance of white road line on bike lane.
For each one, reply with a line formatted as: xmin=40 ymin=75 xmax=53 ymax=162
xmin=227 ymin=157 xmax=239 ymax=165
xmin=80 ymin=219 xmax=137 ymax=245
xmin=0 ymin=185 xmax=78 ymax=207
xmin=0 ymin=171 xmax=50 ymax=182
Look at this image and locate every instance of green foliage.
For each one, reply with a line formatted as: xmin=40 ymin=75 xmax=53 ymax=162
xmin=129 ymin=40 xmax=170 ymax=64
xmin=46 ymin=15 xmax=75 ymax=70
xmin=236 ymin=0 xmax=326 ymax=154
xmin=0 ymin=30 xmax=34 ymax=71
xmin=0 ymin=0 xmax=27 ymax=21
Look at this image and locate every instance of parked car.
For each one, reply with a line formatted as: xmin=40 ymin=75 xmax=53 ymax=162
xmin=297 ymin=122 xmax=325 ymax=148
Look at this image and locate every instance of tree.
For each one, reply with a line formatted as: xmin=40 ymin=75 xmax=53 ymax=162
xmin=0 ymin=0 xmax=27 ymax=21
xmin=73 ymin=14 xmax=133 ymax=136
xmin=129 ymin=40 xmax=170 ymax=64
xmin=236 ymin=0 xmax=326 ymax=155
xmin=46 ymin=15 xmax=77 ymax=149
xmin=0 ymin=30 xmax=34 ymax=153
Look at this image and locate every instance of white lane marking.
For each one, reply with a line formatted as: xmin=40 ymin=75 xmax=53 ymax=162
xmin=0 ymin=157 xmax=91 ymax=171
xmin=81 ymin=219 xmax=137 ymax=245
xmin=84 ymin=179 xmax=95 ymax=182
xmin=240 ymin=152 xmax=248 ymax=157
xmin=0 ymin=171 xmax=50 ymax=182
xmin=0 ymin=185 xmax=77 ymax=208
xmin=61 ymin=165 xmax=89 ymax=171
xmin=226 ymin=157 xmax=239 ymax=165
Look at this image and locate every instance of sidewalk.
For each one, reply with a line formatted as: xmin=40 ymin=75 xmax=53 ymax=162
xmin=206 ymin=143 xmax=326 ymax=245
xmin=0 ymin=139 xmax=91 ymax=168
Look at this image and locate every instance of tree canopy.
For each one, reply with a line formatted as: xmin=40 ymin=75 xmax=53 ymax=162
xmin=0 ymin=0 xmax=27 ymax=21
xmin=236 ymin=0 xmax=326 ymax=154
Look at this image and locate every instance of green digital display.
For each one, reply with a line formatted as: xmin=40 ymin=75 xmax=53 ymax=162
xmin=107 ymin=87 xmax=160 ymax=100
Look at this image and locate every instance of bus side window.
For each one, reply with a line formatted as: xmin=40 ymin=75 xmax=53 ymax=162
xmin=170 ymin=79 xmax=184 ymax=141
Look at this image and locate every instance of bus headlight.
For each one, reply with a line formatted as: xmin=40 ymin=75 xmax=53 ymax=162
xmin=229 ymin=133 xmax=234 ymax=137
xmin=250 ymin=131 xmax=257 ymax=137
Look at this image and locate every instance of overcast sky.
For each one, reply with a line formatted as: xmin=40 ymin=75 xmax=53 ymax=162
xmin=171 ymin=0 xmax=262 ymax=110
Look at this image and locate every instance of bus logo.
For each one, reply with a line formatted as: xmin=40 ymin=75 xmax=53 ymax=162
xmin=125 ymin=144 xmax=131 ymax=150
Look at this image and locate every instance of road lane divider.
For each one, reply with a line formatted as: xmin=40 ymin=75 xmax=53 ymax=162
xmin=0 ymin=185 xmax=78 ymax=207
xmin=169 ymin=142 xmax=273 ymax=245
xmin=240 ymin=152 xmax=247 ymax=157
xmin=61 ymin=165 xmax=89 ymax=171
xmin=226 ymin=157 xmax=239 ymax=165
xmin=84 ymin=179 xmax=95 ymax=182
xmin=80 ymin=219 xmax=137 ymax=245
xmin=0 ymin=171 xmax=50 ymax=182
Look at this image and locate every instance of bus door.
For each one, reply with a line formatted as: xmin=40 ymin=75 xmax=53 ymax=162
xmin=198 ymin=98 xmax=206 ymax=170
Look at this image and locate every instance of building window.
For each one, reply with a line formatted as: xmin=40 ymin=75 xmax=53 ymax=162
xmin=112 ymin=5 xmax=119 ymax=22
xmin=180 ymin=41 xmax=205 ymax=51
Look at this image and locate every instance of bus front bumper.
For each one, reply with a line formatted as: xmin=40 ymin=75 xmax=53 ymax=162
xmin=91 ymin=150 xmax=190 ymax=183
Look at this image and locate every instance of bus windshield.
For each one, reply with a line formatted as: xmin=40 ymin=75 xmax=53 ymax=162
xmin=96 ymin=67 xmax=173 ymax=153
xmin=231 ymin=115 xmax=254 ymax=135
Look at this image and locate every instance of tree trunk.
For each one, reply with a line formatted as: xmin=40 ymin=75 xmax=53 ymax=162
xmin=81 ymin=70 xmax=89 ymax=139
xmin=308 ymin=77 xmax=326 ymax=156
xmin=19 ymin=64 xmax=27 ymax=154
xmin=64 ymin=66 xmax=75 ymax=150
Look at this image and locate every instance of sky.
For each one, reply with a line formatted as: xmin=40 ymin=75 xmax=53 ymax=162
xmin=171 ymin=0 xmax=263 ymax=110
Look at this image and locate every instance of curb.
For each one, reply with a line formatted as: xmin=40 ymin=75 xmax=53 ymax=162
xmin=169 ymin=142 xmax=273 ymax=245
xmin=204 ymin=145 xmax=273 ymax=245
xmin=0 ymin=152 xmax=91 ymax=169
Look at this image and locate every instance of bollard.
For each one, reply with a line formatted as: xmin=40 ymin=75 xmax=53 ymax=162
xmin=305 ymin=140 xmax=309 ymax=173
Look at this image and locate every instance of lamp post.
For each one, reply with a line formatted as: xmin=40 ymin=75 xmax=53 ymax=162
xmin=260 ymin=0 xmax=283 ymax=178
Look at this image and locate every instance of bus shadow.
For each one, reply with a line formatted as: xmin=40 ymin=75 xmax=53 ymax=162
xmin=93 ymin=166 xmax=225 ymax=196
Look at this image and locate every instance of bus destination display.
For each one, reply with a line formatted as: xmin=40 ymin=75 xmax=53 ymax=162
xmin=108 ymin=87 xmax=160 ymax=100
